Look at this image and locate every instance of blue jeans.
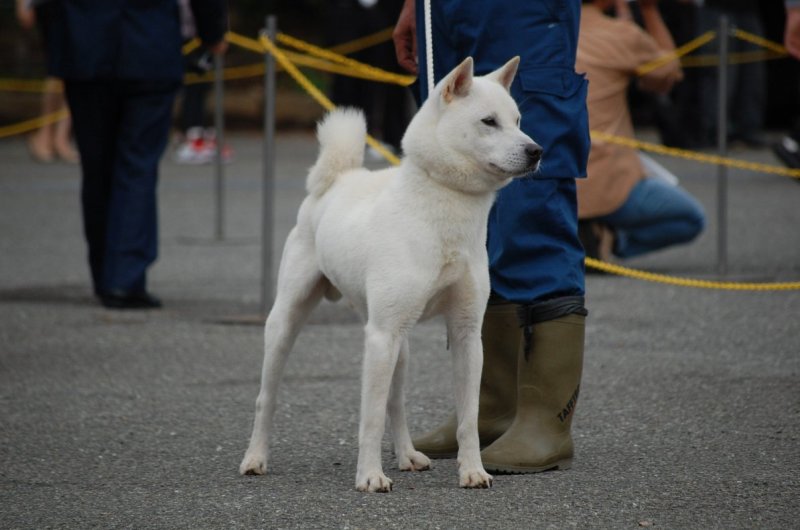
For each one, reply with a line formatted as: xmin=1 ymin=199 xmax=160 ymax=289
xmin=598 ymin=178 xmax=705 ymax=258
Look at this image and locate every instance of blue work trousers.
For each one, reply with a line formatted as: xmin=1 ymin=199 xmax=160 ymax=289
xmin=415 ymin=0 xmax=590 ymax=303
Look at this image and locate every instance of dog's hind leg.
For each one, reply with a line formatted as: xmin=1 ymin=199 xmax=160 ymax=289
xmin=240 ymin=227 xmax=326 ymax=476
xmin=355 ymin=321 xmax=406 ymax=492
xmin=388 ymin=336 xmax=431 ymax=473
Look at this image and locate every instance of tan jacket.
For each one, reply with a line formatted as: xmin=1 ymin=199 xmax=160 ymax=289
xmin=575 ymin=5 xmax=681 ymax=218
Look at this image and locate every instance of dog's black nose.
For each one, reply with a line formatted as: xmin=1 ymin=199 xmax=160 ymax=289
xmin=525 ymin=143 xmax=543 ymax=165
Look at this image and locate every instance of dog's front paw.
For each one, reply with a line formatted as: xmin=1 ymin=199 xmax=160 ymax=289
xmin=239 ymin=452 xmax=268 ymax=476
xmin=459 ymin=468 xmax=493 ymax=489
xmin=397 ymin=450 xmax=431 ymax=472
xmin=356 ymin=471 xmax=393 ymax=493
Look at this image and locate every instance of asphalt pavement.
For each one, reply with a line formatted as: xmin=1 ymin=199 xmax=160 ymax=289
xmin=1 ymin=130 xmax=798 ymax=529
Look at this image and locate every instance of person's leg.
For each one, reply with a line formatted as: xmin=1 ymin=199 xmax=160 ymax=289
xmin=488 ymin=179 xmax=585 ymax=303
xmin=412 ymin=0 xmax=588 ymax=471
xmin=28 ymin=78 xmax=64 ymax=162
xmin=695 ymin=6 xmax=729 ymax=147
xmin=479 ymin=179 xmax=587 ymax=473
xmin=179 ymin=81 xmax=210 ymax=133
xmin=64 ymin=80 xmax=120 ymax=294
xmin=54 ymin=110 xmax=79 ymax=163
xmin=102 ymin=79 xmax=179 ymax=294
xmin=729 ymin=11 xmax=766 ymax=146
xmin=600 ymin=178 xmax=705 ymax=259
xmin=29 ymin=1 xmax=65 ymax=162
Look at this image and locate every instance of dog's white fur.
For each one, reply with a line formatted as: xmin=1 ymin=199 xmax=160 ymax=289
xmin=240 ymin=57 xmax=541 ymax=492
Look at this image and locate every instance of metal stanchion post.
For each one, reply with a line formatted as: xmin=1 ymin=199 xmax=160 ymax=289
xmin=716 ymin=15 xmax=729 ymax=275
xmin=213 ymin=53 xmax=226 ymax=241
xmin=260 ymin=16 xmax=277 ymax=315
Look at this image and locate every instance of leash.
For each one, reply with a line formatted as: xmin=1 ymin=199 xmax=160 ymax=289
xmin=423 ymin=0 xmax=435 ymax=95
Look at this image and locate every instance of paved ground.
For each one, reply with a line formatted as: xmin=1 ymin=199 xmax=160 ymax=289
xmin=1 ymin=130 xmax=798 ymax=529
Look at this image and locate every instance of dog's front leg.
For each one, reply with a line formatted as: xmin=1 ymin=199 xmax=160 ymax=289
xmin=355 ymin=323 xmax=402 ymax=492
xmin=388 ymin=336 xmax=431 ymax=472
xmin=449 ymin=323 xmax=493 ymax=489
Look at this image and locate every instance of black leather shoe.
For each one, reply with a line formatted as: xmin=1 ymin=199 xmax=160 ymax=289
xmin=99 ymin=290 xmax=163 ymax=310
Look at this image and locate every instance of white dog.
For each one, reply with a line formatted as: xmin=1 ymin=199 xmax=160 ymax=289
xmin=239 ymin=56 xmax=541 ymax=492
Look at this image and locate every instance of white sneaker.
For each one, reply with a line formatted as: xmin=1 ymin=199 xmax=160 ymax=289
xmin=202 ymin=128 xmax=234 ymax=163
xmin=174 ymin=127 xmax=214 ymax=164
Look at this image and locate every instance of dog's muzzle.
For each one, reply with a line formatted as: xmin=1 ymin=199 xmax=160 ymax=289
xmin=525 ymin=143 xmax=543 ymax=170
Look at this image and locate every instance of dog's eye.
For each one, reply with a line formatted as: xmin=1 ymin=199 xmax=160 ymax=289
xmin=481 ymin=117 xmax=498 ymax=127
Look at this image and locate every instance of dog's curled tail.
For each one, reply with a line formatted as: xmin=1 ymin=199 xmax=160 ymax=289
xmin=306 ymin=107 xmax=366 ymax=197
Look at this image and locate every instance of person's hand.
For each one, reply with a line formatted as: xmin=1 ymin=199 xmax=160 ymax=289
xmin=208 ymin=39 xmax=229 ymax=56
xmin=786 ymin=7 xmax=800 ymax=60
xmin=615 ymin=0 xmax=633 ymax=20
xmin=16 ymin=3 xmax=36 ymax=30
xmin=393 ymin=0 xmax=418 ymax=75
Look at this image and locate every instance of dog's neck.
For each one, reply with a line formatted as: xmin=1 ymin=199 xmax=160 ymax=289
xmin=399 ymin=158 xmax=497 ymax=199
xmin=395 ymin=158 xmax=496 ymax=238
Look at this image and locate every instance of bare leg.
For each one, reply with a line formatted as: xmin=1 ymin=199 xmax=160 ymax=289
xmin=54 ymin=110 xmax=79 ymax=163
xmin=28 ymin=78 xmax=62 ymax=162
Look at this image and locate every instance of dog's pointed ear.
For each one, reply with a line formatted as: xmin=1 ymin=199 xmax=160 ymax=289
xmin=441 ymin=57 xmax=474 ymax=103
xmin=487 ymin=56 xmax=520 ymax=92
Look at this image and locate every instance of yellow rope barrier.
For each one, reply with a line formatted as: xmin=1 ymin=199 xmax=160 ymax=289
xmin=256 ymin=33 xmax=799 ymax=291
xmin=590 ymin=130 xmax=800 ymax=179
xmin=258 ymin=33 xmax=402 ymax=166
xmin=184 ymin=62 xmax=267 ymax=84
xmin=585 ymin=258 xmax=800 ymax=291
xmin=636 ymin=31 xmax=717 ymax=76
xmin=276 ymin=33 xmax=415 ymax=86
xmin=681 ymin=49 xmax=786 ymax=67
xmin=733 ymin=28 xmax=788 ymax=55
xmin=224 ymin=32 xmax=410 ymax=85
xmin=329 ymin=27 xmax=396 ymax=56
xmin=4 ymin=30 xmax=798 ymax=183
xmin=182 ymin=38 xmax=202 ymax=55
xmin=3 ymin=27 xmax=794 ymax=290
xmin=228 ymin=31 xmax=414 ymax=86
xmin=0 ymin=79 xmax=60 ymax=94
xmin=0 ymin=108 xmax=69 ymax=139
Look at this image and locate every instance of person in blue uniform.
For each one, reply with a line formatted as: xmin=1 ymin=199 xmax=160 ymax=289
xmin=48 ymin=0 xmax=227 ymax=309
xmin=394 ymin=0 xmax=590 ymax=473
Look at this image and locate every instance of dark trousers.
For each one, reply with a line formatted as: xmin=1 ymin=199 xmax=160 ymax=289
xmin=696 ymin=7 xmax=766 ymax=143
xmin=178 ymin=81 xmax=210 ymax=132
xmin=64 ymin=79 xmax=179 ymax=294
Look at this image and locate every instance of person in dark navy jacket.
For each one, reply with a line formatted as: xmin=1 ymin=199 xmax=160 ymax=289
xmin=48 ymin=0 xmax=227 ymax=309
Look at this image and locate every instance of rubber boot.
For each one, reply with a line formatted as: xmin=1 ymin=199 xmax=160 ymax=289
xmin=412 ymin=302 xmax=521 ymax=458
xmin=480 ymin=312 xmax=585 ymax=473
